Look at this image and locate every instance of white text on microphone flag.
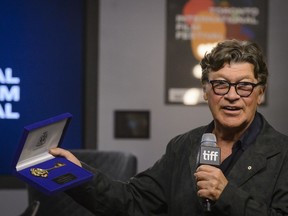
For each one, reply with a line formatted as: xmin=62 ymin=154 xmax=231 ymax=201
xmin=199 ymin=146 xmax=221 ymax=166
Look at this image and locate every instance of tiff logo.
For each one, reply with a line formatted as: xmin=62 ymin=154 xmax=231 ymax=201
xmin=203 ymin=150 xmax=219 ymax=161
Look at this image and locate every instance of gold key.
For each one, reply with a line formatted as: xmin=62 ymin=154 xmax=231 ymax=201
xmin=30 ymin=162 xmax=66 ymax=178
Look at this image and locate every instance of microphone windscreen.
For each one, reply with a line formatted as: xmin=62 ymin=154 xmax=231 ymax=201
xmin=201 ymin=133 xmax=217 ymax=147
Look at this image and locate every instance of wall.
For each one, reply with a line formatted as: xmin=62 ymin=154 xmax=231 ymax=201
xmin=1 ymin=0 xmax=288 ymax=215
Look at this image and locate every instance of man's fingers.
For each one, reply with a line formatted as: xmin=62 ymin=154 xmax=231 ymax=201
xmin=49 ymin=148 xmax=82 ymax=167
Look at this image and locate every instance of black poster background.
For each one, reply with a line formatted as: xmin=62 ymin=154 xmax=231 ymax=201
xmin=165 ymin=0 xmax=268 ymax=105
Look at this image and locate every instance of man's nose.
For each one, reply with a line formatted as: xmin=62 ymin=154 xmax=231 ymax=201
xmin=224 ymin=86 xmax=240 ymax=100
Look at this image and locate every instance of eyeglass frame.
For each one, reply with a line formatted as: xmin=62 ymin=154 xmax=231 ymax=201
xmin=208 ymin=80 xmax=264 ymax=97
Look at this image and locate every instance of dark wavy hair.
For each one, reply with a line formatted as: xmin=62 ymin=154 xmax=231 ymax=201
xmin=200 ymin=39 xmax=268 ymax=85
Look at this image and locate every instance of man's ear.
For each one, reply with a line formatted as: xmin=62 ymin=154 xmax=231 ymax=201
xmin=257 ymin=86 xmax=266 ymax=105
xmin=203 ymin=85 xmax=208 ymax=101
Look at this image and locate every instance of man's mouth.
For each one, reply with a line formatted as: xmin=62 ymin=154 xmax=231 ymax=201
xmin=223 ymin=106 xmax=241 ymax=111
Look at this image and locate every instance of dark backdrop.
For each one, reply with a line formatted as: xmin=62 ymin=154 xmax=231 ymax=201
xmin=0 ymin=0 xmax=99 ymax=187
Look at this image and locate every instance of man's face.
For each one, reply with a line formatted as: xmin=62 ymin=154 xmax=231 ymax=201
xmin=203 ymin=62 xmax=265 ymax=132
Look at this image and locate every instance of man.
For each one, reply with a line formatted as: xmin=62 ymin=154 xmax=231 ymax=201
xmin=51 ymin=39 xmax=288 ymax=215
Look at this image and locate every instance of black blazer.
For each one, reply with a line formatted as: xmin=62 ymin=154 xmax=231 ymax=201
xmin=68 ymin=115 xmax=288 ymax=216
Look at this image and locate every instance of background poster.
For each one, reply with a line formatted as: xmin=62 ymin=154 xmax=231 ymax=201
xmin=165 ymin=0 xmax=268 ymax=105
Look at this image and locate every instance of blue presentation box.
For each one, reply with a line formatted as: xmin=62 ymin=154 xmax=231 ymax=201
xmin=12 ymin=113 xmax=93 ymax=195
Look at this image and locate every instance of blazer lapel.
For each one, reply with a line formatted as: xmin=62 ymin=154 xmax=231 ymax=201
xmin=188 ymin=129 xmax=204 ymax=192
xmin=227 ymin=140 xmax=280 ymax=186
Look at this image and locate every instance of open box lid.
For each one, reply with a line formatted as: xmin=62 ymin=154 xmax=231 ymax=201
xmin=13 ymin=113 xmax=72 ymax=171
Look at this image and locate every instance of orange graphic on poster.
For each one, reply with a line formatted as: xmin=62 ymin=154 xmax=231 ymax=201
xmin=183 ymin=0 xmax=226 ymax=61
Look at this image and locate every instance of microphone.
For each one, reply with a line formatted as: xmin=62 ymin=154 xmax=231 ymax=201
xmin=197 ymin=133 xmax=221 ymax=212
